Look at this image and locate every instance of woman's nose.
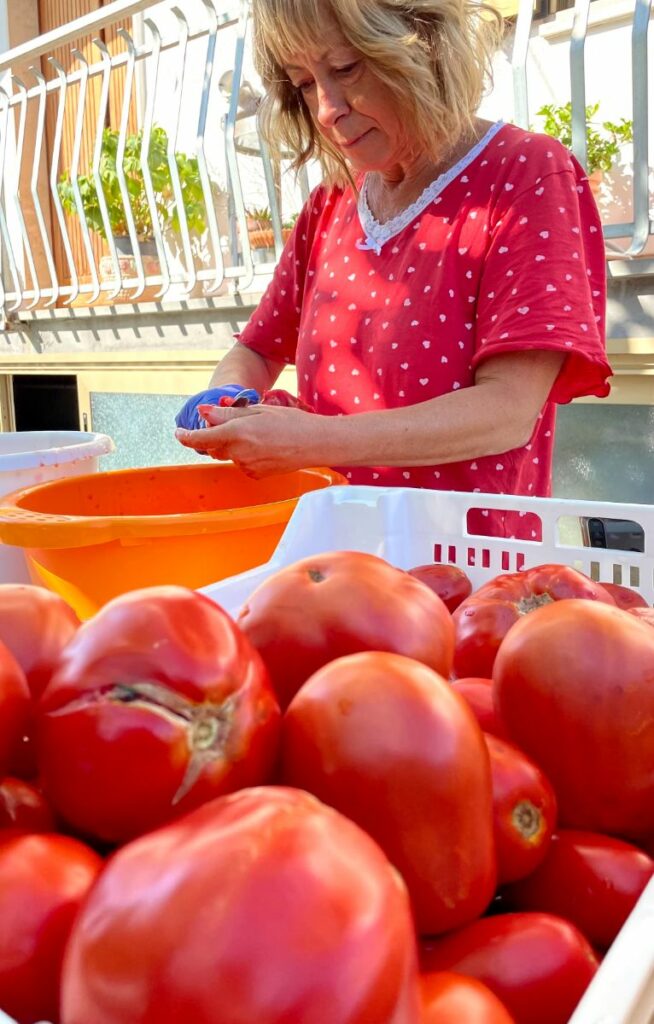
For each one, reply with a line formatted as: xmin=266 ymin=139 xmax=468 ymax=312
xmin=315 ymin=81 xmax=349 ymax=128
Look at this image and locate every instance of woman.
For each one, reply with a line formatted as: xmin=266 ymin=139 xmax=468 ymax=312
xmin=175 ymin=0 xmax=610 ymax=527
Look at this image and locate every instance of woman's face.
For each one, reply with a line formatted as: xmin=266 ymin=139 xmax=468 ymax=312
xmin=283 ymin=26 xmax=415 ymax=175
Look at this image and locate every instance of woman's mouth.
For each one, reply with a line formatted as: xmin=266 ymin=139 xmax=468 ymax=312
xmin=339 ymin=129 xmax=372 ymax=149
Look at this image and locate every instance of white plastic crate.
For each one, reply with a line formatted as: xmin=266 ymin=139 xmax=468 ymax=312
xmin=202 ymin=485 xmax=654 ymax=1024
xmin=568 ymin=874 xmax=654 ymax=1024
xmin=202 ymin=485 xmax=654 ymax=617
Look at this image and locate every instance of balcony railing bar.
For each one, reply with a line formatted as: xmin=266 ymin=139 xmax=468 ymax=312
xmin=196 ymin=0 xmax=228 ymax=296
xmin=48 ymin=59 xmax=81 ymax=302
xmin=31 ymin=70 xmax=61 ymax=307
xmin=224 ymin=0 xmax=255 ymax=291
xmin=0 ymin=94 xmax=22 ymax=309
xmin=10 ymin=78 xmax=42 ymax=309
xmin=69 ymin=46 xmax=101 ymax=305
xmin=93 ymin=39 xmax=127 ymax=301
xmin=0 ymin=0 xmax=239 ymax=76
xmin=138 ymin=20 xmax=171 ymax=299
xmin=14 ymin=262 xmax=232 ymax=303
xmin=569 ymin=0 xmax=591 ymax=171
xmin=627 ymin=0 xmax=652 ymax=257
xmin=511 ymin=0 xmax=534 ymax=130
xmin=512 ymin=0 xmax=653 ymax=259
xmin=165 ymin=9 xmax=196 ymax=297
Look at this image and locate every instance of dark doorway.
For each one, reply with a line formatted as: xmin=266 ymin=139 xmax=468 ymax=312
xmin=12 ymin=375 xmax=80 ymax=431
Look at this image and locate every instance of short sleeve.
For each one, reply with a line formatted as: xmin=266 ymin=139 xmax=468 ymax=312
xmin=472 ymin=142 xmax=611 ymax=403
xmin=236 ymin=185 xmax=333 ymax=366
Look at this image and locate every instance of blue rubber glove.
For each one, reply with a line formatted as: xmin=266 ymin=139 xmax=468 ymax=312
xmin=175 ymin=385 xmax=261 ymax=431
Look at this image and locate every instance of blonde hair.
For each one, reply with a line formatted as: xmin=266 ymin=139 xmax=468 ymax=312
xmin=252 ymin=0 xmax=503 ymax=186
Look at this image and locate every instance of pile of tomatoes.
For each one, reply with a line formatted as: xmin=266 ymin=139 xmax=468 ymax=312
xmin=0 ymin=556 xmax=653 ymax=1024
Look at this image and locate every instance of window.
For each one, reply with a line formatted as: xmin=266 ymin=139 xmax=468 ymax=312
xmin=534 ymin=0 xmax=600 ymax=16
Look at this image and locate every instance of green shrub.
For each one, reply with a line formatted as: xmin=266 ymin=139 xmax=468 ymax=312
xmin=536 ymin=102 xmax=633 ymax=174
xmin=58 ymin=126 xmax=208 ymax=241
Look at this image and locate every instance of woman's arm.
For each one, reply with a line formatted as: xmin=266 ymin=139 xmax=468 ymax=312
xmin=321 ymin=349 xmax=565 ymax=467
xmin=208 ymin=341 xmax=286 ymax=393
xmin=176 ymin=349 xmax=564 ymax=476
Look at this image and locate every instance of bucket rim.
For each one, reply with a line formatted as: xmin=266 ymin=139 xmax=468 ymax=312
xmin=0 ymin=432 xmax=115 ymax=472
xmin=0 ymin=464 xmax=347 ymax=548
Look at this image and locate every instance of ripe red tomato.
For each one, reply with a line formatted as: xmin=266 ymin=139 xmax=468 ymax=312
xmin=453 ymin=564 xmax=614 ymax=679
xmin=0 ymin=643 xmax=31 ymax=776
xmin=601 ymin=582 xmax=648 ymax=610
xmin=420 ymin=971 xmax=516 ymax=1023
xmin=61 ymin=787 xmax=422 ymax=1024
xmin=281 ymin=651 xmax=496 ymax=935
xmin=494 ymin=599 xmax=654 ymax=841
xmin=420 ymin=913 xmax=599 ymax=1024
xmin=38 ymin=586 xmax=281 ymax=845
xmin=0 ymin=776 xmax=55 ymax=833
xmin=407 ymin=563 xmax=472 ymax=613
xmin=485 ymin=734 xmax=557 ymax=884
xmin=450 ymin=677 xmax=509 ymax=739
xmin=0 ymin=584 xmax=79 ymax=699
xmin=0 ymin=585 xmax=79 ymax=780
xmin=0 ymin=831 xmax=102 ymax=1023
xmin=504 ymin=830 xmax=654 ymax=951
xmin=629 ymin=606 xmax=654 ymax=628
xmin=238 ymin=551 xmax=455 ymax=709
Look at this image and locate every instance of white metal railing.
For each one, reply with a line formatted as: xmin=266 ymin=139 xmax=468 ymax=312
xmin=512 ymin=0 xmax=653 ymax=259
xmin=0 ymin=0 xmax=652 ymax=321
xmin=0 ymin=0 xmax=309 ymax=317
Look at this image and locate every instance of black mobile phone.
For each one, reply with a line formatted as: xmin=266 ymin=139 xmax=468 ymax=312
xmin=579 ymin=517 xmax=645 ymax=553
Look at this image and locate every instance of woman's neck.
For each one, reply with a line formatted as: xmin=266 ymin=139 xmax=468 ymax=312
xmin=365 ymin=117 xmax=492 ymax=224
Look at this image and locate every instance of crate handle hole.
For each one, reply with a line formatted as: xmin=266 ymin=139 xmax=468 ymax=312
xmin=466 ymin=507 xmax=542 ymax=542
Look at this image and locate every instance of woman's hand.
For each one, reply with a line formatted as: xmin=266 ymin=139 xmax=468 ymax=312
xmin=174 ymin=404 xmax=331 ymax=477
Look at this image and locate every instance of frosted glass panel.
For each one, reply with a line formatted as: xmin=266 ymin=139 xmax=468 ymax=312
xmin=553 ymin=404 xmax=654 ymax=504
xmin=90 ymin=393 xmax=203 ymax=471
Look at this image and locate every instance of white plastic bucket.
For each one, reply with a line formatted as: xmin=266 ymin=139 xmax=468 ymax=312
xmin=0 ymin=431 xmax=115 ymax=582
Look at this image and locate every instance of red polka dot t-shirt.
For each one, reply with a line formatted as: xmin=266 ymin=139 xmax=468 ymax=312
xmin=238 ymin=121 xmax=611 ymax=501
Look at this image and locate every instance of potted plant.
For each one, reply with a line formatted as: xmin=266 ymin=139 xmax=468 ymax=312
xmin=246 ymin=205 xmax=275 ymax=263
xmin=536 ymin=102 xmax=633 ymax=195
xmin=58 ymin=126 xmax=209 ymax=299
xmin=245 ymin=206 xmax=298 ymax=262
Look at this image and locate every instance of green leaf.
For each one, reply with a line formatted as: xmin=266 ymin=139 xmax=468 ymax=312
xmin=537 ymin=101 xmax=633 ymax=173
xmin=57 ymin=123 xmax=223 ymax=243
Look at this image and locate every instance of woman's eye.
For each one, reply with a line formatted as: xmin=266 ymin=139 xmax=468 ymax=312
xmin=336 ymin=62 xmax=359 ymax=76
xmin=297 ymin=80 xmax=314 ymax=93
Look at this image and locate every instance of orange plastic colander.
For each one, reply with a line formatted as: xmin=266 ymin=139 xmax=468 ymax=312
xmin=0 ymin=462 xmax=346 ymax=619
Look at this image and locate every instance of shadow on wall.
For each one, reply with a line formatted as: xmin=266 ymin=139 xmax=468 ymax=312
xmin=598 ymin=159 xmax=654 ymax=260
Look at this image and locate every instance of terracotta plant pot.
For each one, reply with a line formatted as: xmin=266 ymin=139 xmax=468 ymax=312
xmin=248 ymin=227 xmax=293 ymax=249
xmin=589 ymin=169 xmax=604 ymax=197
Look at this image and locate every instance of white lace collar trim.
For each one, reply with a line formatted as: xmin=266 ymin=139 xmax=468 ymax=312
xmin=356 ymin=120 xmax=505 ymax=255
